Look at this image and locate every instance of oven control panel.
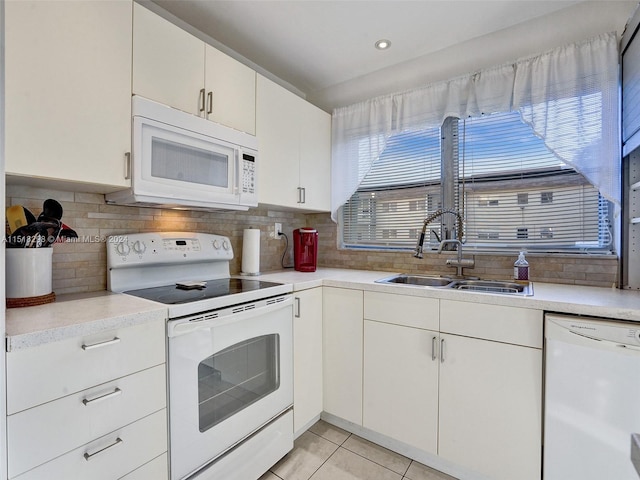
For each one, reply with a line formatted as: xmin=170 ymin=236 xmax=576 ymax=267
xmin=107 ymin=232 xmax=234 ymax=268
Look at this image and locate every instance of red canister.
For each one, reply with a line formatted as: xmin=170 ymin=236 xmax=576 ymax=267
xmin=293 ymin=228 xmax=318 ymax=272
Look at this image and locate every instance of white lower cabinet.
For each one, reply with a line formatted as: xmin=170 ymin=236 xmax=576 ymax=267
xmin=438 ymin=333 xmax=542 ymax=480
xmin=6 ymin=318 xmax=168 ymax=479
xmin=438 ymin=299 xmax=543 ymax=480
xmin=361 ymin=293 xmax=543 ymax=480
xmin=322 ymin=287 xmax=363 ymax=425
xmin=293 ymin=287 xmax=324 ymax=435
xmin=363 ymin=319 xmax=439 ymax=454
xmin=120 ymin=454 xmax=168 ymax=480
xmin=12 ymin=410 xmax=167 ymax=480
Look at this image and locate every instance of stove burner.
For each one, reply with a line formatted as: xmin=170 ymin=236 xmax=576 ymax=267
xmin=124 ymin=278 xmax=284 ymax=305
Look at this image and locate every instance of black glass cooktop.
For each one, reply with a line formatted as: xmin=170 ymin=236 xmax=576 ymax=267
xmin=124 ymin=278 xmax=283 ymax=305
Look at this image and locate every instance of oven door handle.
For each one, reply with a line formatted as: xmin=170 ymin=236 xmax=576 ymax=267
xmin=167 ymin=296 xmax=293 ymax=338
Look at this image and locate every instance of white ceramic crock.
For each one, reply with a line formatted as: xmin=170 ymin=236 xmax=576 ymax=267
xmin=6 ymin=248 xmax=53 ymax=298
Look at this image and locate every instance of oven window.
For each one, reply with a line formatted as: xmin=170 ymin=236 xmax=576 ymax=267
xmin=198 ymin=334 xmax=280 ymax=432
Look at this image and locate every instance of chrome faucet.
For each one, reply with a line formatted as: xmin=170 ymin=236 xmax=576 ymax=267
xmin=414 ymin=209 xmax=474 ymax=276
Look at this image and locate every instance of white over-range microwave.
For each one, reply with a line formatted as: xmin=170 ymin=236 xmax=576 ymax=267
xmin=106 ymin=96 xmax=258 ymax=211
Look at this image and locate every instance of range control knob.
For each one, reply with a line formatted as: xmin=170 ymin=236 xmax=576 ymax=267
xmin=212 ymin=239 xmax=221 ymax=250
xmin=115 ymin=242 xmax=130 ymax=256
xmin=132 ymin=240 xmax=146 ymax=255
xmin=222 ymin=240 xmax=231 ymax=251
xmin=636 ymin=330 xmax=640 ymax=343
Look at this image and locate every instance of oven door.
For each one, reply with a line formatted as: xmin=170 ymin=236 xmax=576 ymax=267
xmin=167 ymin=297 xmax=293 ymax=480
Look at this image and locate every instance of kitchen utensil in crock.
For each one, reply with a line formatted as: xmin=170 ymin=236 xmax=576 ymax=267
xmin=6 ymin=205 xmax=28 ymax=234
xmin=37 ymin=198 xmax=63 ymax=222
xmin=8 ymin=220 xmax=61 ymax=248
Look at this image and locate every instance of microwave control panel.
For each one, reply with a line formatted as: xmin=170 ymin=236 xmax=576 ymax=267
xmin=242 ymin=153 xmax=256 ymax=196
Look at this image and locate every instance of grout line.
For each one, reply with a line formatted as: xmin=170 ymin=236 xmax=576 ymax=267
xmin=340 ymin=448 xmax=407 ymax=478
xmin=306 ymin=441 xmax=343 ymax=480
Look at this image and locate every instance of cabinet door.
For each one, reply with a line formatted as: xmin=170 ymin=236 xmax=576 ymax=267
xmin=205 ymin=46 xmax=256 ymax=135
xmin=438 ymin=333 xmax=542 ymax=480
xmin=133 ymin=3 xmax=204 ymax=117
xmin=256 ymin=74 xmax=301 ymax=207
xmin=5 ymin=0 xmax=132 ymax=189
xmin=363 ymin=320 xmax=439 ymax=454
xmin=293 ymin=288 xmax=323 ymax=435
xmin=298 ymin=100 xmax=331 ymax=211
xmin=322 ymin=287 xmax=363 ymax=425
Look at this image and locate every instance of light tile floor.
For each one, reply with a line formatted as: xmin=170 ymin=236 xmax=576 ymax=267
xmin=260 ymin=420 xmax=458 ymax=480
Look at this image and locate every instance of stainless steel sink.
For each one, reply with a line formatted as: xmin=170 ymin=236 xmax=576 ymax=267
xmin=450 ymin=279 xmax=533 ymax=296
xmin=375 ymin=274 xmax=454 ymax=287
xmin=375 ymin=274 xmax=533 ymax=295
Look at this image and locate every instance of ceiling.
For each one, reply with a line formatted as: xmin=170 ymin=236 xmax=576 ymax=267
xmin=150 ymin=1 xmax=638 ymax=111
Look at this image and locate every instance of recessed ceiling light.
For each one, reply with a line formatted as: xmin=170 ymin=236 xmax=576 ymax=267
xmin=375 ymin=39 xmax=391 ymax=50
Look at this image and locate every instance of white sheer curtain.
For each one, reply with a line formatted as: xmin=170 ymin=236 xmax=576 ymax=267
xmin=330 ymin=32 xmax=620 ymax=222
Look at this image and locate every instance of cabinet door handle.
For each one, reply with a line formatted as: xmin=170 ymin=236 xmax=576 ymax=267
xmin=297 ymin=187 xmax=306 ymax=204
xmin=82 ymin=387 xmax=122 ymax=406
xmin=199 ymin=88 xmax=206 ymax=113
xmin=83 ymin=437 xmax=123 ymax=461
xmin=432 ymin=336 xmax=438 ymax=361
xmin=81 ymin=337 xmax=121 ymax=351
xmin=124 ymin=152 xmax=131 ymax=180
xmin=294 ymin=297 xmax=301 ymax=318
xmin=440 ymin=338 xmax=445 ymax=363
xmin=207 ymin=91 xmax=213 ymax=114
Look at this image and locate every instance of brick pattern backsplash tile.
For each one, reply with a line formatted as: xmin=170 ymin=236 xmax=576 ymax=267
xmin=7 ymin=185 xmax=619 ymax=294
xmin=7 ymin=185 xmax=309 ymax=295
xmin=304 ymin=212 xmax=620 ymax=289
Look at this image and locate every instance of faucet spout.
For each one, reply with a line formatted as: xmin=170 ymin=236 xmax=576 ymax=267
xmin=413 ymin=209 xmax=474 ymax=276
xmin=413 ymin=209 xmax=464 ymax=258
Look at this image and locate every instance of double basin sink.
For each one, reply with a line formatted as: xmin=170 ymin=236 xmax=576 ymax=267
xmin=376 ymin=273 xmax=533 ymax=296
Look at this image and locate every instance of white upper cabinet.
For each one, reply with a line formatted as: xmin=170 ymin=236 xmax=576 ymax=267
xmin=133 ymin=3 xmax=256 ymax=135
xmin=205 ymin=46 xmax=256 ymax=135
xmin=5 ymin=0 xmax=133 ymax=190
xmin=133 ymin=3 xmax=204 ymax=118
xmin=256 ymin=74 xmax=331 ymax=211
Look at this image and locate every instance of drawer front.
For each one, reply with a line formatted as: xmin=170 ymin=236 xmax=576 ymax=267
xmin=8 ymin=365 xmax=166 ymax=478
xmin=440 ymin=300 xmax=543 ymax=348
xmin=364 ymin=291 xmax=439 ymax=330
xmin=120 ymin=453 xmax=168 ymax=480
xmin=7 ymin=319 xmax=165 ymax=414
xmin=12 ymin=409 xmax=167 ymax=480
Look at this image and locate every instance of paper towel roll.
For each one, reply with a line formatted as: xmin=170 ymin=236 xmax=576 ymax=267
xmin=242 ymin=228 xmax=261 ymax=275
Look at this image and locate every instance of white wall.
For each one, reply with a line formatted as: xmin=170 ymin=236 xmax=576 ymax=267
xmin=1 ymin=0 xmax=7 ymax=477
xmin=309 ymin=1 xmax=638 ymax=110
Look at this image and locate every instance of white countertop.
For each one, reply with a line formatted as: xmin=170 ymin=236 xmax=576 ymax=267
xmin=5 ymin=291 xmax=167 ymax=351
xmin=8 ymin=267 xmax=640 ymax=351
xmin=255 ymin=268 xmax=640 ymax=322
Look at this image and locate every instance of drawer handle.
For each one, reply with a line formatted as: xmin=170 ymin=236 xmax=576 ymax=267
xmin=81 ymin=337 xmax=121 ymax=351
xmin=82 ymin=387 xmax=122 ymax=406
xmin=83 ymin=437 xmax=123 ymax=461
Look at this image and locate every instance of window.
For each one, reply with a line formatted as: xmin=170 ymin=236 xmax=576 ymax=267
xmin=341 ymin=111 xmax=613 ymax=253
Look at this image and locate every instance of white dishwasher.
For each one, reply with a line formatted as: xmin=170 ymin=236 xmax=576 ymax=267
xmin=544 ymin=314 xmax=640 ymax=480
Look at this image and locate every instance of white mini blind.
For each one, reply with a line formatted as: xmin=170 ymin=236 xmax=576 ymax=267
xmin=342 ymin=111 xmax=613 ymax=253
xmin=342 ymin=128 xmax=441 ymax=248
